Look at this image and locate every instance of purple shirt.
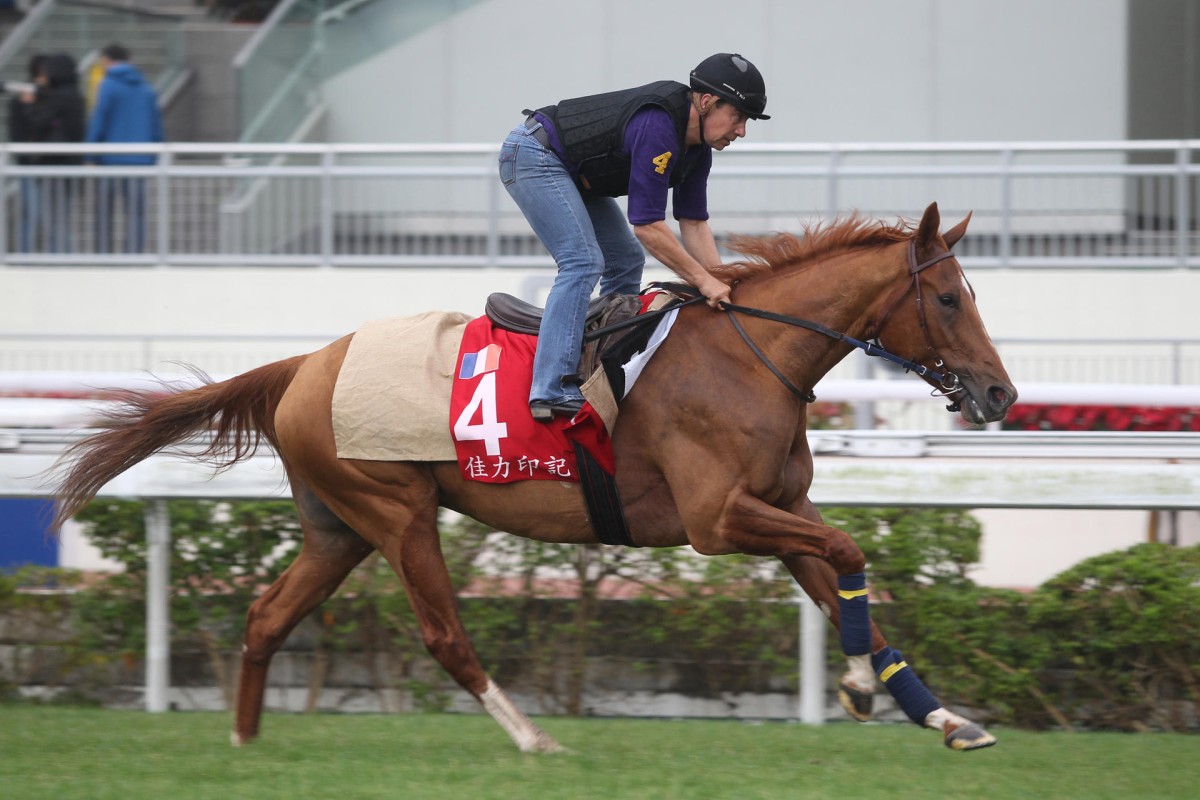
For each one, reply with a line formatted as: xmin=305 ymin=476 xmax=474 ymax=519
xmin=623 ymin=108 xmax=711 ymax=225
xmin=536 ymin=107 xmax=711 ymax=225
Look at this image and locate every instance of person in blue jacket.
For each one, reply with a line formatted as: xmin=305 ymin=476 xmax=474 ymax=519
xmin=86 ymin=43 xmax=163 ymax=254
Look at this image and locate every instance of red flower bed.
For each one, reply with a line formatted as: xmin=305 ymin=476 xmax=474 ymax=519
xmin=1003 ymin=404 xmax=1200 ymax=432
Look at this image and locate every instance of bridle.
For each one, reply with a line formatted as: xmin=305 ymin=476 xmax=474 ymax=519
xmin=719 ymin=238 xmax=967 ymax=412
xmin=868 ymin=238 xmax=967 ymax=407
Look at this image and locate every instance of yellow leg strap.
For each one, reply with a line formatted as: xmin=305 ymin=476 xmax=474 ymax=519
xmin=879 ymin=660 xmax=909 ymax=683
xmin=878 ymin=657 xmax=902 ymax=681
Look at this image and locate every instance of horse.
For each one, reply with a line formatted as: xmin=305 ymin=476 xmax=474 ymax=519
xmin=51 ymin=201 xmax=1016 ymax=753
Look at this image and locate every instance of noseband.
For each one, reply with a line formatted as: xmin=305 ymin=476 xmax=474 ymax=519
xmin=719 ymin=238 xmax=967 ymax=412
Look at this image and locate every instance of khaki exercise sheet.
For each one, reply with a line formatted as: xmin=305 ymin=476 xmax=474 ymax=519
xmin=331 ymin=311 xmax=470 ymax=461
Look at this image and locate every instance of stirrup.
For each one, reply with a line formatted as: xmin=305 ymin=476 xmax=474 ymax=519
xmin=529 ymin=398 xmax=584 ymax=422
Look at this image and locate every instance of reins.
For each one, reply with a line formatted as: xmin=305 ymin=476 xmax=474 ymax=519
xmin=718 ymin=238 xmax=966 ymax=410
xmin=580 ymin=239 xmax=968 ymax=411
xmin=719 ymin=301 xmax=952 ymax=402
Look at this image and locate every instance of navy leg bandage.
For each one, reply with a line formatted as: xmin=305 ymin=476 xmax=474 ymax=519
xmin=837 ymin=572 xmax=871 ymax=656
xmin=872 ymin=646 xmax=940 ymax=725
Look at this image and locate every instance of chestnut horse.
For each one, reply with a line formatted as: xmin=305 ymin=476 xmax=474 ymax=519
xmin=52 ymin=202 xmax=1015 ymax=753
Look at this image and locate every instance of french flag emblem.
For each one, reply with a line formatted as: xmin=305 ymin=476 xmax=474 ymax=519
xmin=458 ymin=344 xmax=502 ymax=379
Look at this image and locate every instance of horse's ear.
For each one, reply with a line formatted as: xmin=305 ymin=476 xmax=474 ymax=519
xmin=943 ymin=211 xmax=973 ymax=249
xmin=916 ymin=202 xmax=941 ymax=251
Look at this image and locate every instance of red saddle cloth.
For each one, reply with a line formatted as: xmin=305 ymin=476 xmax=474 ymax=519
xmin=449 ymin=315 xmax=613 ymax=483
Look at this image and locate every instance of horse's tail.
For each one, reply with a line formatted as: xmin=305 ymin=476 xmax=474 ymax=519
xmin=51 ymin=355 xmax=307 ymax=529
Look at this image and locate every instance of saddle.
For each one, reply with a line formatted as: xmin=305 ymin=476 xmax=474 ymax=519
xmin=485 ymin=292 xmax=646 ymax=381
xmin=483 ymin=288 xmax=689 ymax=548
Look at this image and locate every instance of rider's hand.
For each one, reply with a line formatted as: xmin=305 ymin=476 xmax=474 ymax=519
xmin=699 ymin=276 xmax=732 ymax=309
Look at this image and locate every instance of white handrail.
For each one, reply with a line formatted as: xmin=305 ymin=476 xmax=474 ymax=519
xmin=0 ymin=0 xmax=59 ymax=69
xmin=231 ymin=0 xmax=306 ymax=70
xmin=2 ymin=380 xmax=1199 ymax=423
xmin=4 ymin=139 xmax=1200 ymax=156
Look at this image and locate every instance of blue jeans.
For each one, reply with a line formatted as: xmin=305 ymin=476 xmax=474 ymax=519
xmin=499 ymin=123 xmax=645 ymax=405
xmin=18 ymin=177 xmax=75 ymax=253
xmin=95 ymin=175 xmax=147 ymax=254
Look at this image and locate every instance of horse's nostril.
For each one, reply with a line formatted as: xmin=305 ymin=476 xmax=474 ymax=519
xmin=989 ymin=385 xmax=1012 ymax=408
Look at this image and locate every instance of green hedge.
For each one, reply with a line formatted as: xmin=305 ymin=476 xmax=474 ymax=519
xmin=2 ymin=501 xmax=1195 ymax=731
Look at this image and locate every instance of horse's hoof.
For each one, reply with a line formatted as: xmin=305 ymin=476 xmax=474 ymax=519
xmin=944 ymin=721 xmax=997 ymax=751
xmin=230 ymin=731 xmax=255 ymax=747
xmin=523 ymin=733 xmax=570 ymax=754
xmin=837 ymin=680 xmax=874 ymax=722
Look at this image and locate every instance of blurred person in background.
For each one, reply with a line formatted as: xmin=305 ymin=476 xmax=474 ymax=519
xmin=7 ymin=52 xmax=86 ymax=253
xmin=86 ymin=43 xmax=163 ymax=254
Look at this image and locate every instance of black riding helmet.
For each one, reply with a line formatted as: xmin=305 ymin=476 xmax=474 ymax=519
xmin=689 ymin=53 xmax=770 ymax=120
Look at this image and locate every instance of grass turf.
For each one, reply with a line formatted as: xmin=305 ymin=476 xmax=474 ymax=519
xmin=0 ymin=707 xmax=1194 ymax=799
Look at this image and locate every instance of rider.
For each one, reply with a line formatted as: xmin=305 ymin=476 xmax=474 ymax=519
xmin=499 ymin=53 xmax=770 ymax=421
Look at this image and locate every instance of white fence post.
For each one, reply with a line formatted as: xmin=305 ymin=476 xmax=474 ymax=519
xmin=798 ymin=587 xmax=826 ymax=725
xmin=145 ymin=499 xmax=171 ymax=713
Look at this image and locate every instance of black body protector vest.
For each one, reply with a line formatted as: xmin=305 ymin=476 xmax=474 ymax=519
xmin=531 ymin=80 xmax=693 ymax=198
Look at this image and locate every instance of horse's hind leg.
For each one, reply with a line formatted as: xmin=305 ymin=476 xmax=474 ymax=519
xmin=232 ymin=481 xmax=373 ymax=746
xmin=373 ymin=501 xmax=565 ymax=753
xmin=320 ymin=470 xmax=564 ymax=753
xmin=780 ymin=551 xmax=997 ymax=751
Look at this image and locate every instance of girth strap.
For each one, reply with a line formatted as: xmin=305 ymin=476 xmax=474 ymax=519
xmin=571 ymin=441 xmax=635 ymax=547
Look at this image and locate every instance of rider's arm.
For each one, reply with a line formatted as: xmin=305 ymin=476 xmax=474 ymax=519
xmin=626 ymin=111 xmax=729 ymax=307
xmin=679 ymin=218 xmax=722 ymax=270
xmin=634 ymin=220 xmax=729 ymax=307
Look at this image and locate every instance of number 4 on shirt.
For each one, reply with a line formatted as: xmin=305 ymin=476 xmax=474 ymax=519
xmin=651 ymin=151 xmax=672 ymax=175
xmin=453 ymin=372 xmax=509 ymax=456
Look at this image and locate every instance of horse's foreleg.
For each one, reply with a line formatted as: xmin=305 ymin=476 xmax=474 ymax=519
xmin=780 ymin=554 xmax=883 ymax=721
xmin=780 ymin=550 xmax=997 ymax=750
xmin=709 ymin=490 xmax=997 ymax=751
xmin=379 ymin=510 xmax=566 ymax=754
xmin=709 ymin=490 xmax=866 ymax=572
xmin=233 ymin=510 xmax=372 ymax=746
xmin=709 ymin=492 xmax=895 ymax=716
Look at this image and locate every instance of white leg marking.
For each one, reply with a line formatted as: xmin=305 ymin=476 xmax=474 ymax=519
xmin=924 ymin=706 xmax=969 ymax=732
xmin=843 ymin=653 xmax=875 ymax=693
xmin=479 ymin=680 xmax=565 ymax=753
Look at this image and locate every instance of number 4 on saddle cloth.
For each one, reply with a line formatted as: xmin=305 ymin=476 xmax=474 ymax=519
xmin=450 ymin=289 xmax=683 ymax=543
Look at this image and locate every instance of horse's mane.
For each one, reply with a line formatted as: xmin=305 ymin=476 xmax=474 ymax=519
xmin=714 ymin=215 xmax=915 ymax=282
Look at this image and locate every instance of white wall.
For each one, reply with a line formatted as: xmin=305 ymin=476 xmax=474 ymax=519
xmin=972 ymin=509 xmax=1200 ymax=587
xmin=6 ymin=266 xmax=1200 ymax=341
xmin=59 ymin=522 xmax=125 ymax=573
xmin=322 ymin=0 xmax=1127 ymax=144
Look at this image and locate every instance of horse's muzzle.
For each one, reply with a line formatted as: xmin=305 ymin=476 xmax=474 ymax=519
xmin=957 ymin=380 xmax=1017 ymax=425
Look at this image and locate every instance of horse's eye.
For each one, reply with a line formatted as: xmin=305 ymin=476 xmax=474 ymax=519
xmin=938 ymin=293 xmax=957 ymax=308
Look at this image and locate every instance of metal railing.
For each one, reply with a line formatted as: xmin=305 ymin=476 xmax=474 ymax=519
xmin=232 ymin=0 xmax=468 ymax=143
xmin=0 ymin=139 xmax=1198 ymax=268
xmin=232 ymin=0 xmax=326 ymax=144
xmin=2 ymin=332 xmax=1198 ymax=432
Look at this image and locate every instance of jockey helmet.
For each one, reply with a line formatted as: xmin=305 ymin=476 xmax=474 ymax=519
xmin=689 ymin=53 xmax=770 ymax=120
